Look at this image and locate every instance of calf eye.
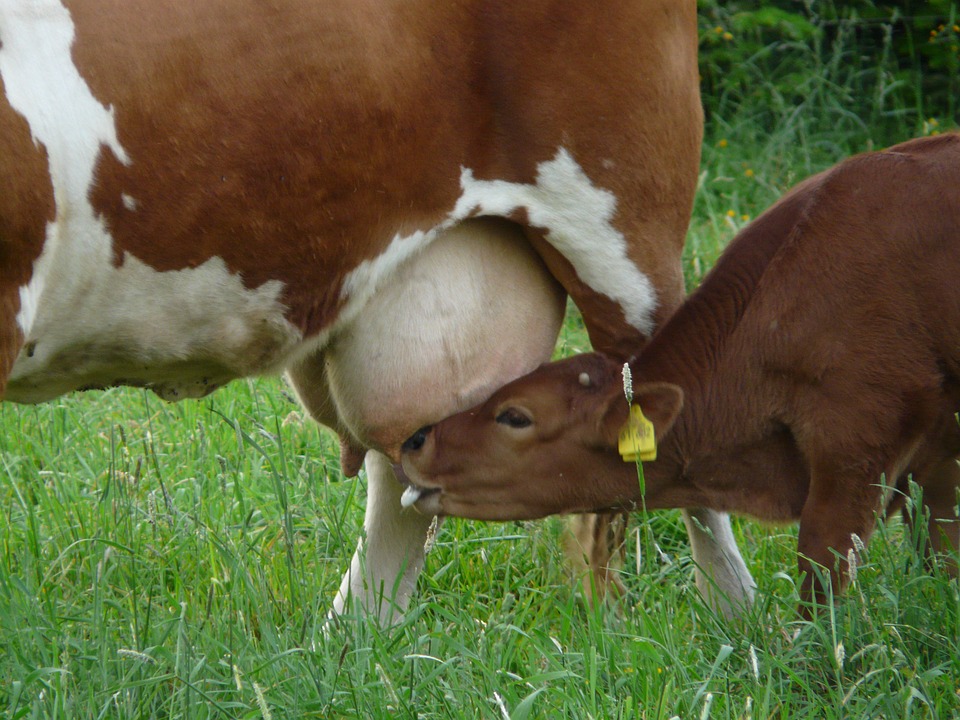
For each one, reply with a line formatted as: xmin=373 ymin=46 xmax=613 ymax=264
xmin=496 ymin=408 xmax=532 ymax=429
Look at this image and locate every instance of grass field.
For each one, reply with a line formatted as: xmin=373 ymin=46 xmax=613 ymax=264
xmin=3 ymin=20 xmax=960 ymax=720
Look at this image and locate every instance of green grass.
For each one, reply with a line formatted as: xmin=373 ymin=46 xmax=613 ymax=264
xmin=5 ymin=178 xmax=960 ymax=719
xmin=2 ymin=376 xmax=959 ymax=718
xmin=3 ymin=20 xmax=960 ymax=718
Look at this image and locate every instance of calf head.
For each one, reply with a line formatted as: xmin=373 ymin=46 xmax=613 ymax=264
xmin=400 ymin=353 xmax=683 ymax=520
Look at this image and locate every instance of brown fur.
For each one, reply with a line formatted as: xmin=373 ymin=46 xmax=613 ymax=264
xmin=56 ymin=0 xmax=699 ymax=347
xmin=403 ymin=134 xmax=960 ymax=609
xmin=0 ymin=76 xmax=54 ymax=397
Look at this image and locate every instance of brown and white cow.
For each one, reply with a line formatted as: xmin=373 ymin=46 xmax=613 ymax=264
xmin=401 ymin=134 xmax=960 ymax=611
xmin=0 ymin=0 xmax=753 ymax=623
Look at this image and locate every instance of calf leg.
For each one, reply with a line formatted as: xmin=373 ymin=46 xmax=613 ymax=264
xmin=797 ymin=468 xmax=883 ymax=611
xmin=905 ymin=457 xmax=960 ymax=575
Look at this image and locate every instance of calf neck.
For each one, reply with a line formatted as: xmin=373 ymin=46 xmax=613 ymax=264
xmin=402 ymin=134 xmax=960 ymax=607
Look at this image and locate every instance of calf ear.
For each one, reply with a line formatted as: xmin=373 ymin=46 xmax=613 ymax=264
xmin=634 ymin=382 xmax=684 ymax=441
xmin=597 ymin=382 xmax=684 ymax=447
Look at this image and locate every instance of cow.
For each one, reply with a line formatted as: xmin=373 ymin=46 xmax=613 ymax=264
xmin=400 ymin=134 xmax=960 ymax=613
xmin=0 ymin=0 xmax=754 ymax=623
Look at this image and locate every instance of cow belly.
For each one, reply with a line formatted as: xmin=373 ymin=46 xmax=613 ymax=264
xmin=6 ymin=254 xmax=302 ymax=404
xmin=291 ymin=217 xmax=566 ymax=460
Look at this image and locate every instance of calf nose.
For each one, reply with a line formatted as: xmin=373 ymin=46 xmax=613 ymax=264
xmin=402 ymin=425 xmax=432 ymax=452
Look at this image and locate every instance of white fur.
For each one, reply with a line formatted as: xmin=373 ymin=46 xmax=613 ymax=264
xmin=8 ymin=254 xmax=301 ymax=402
xmin=337 ymin=229 xmax=438 ymax=331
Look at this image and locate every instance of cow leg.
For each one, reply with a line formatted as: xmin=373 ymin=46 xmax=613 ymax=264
xmin=288 ymin=353 xmax=426 ymax=623
xmin=565 ymin=513 xmax=627 ymax=603
xmin=682 ymin=508 xmax=756 ymax=618
xmin=331 ymin=451 xmax=437 ymax=623
xmin=566 ymin=507 xmax=754 ymax=617
xmin=286 ymin=352 xmax=420 ymax=622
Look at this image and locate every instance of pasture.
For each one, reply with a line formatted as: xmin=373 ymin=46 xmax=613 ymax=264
xmin=2 ymin=6 xmax=960 ymax=719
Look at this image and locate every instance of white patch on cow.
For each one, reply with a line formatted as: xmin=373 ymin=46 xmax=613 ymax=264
xmin=1 ymin=0 xmax=127 ymax=337
xmin=8 ymin=253 xmax=300 ymax=402
xmin=121 ymin=193 xmax=138 ymax=212
xmin=453 ymin=148 xmax=657 ymax=335
xmin=13 ymin=224 xmax=53 ymax=337
xmin=1 ymin=1 xmax=301 ymax=402
xmin=1 ymin=1 xmax=118 ymax=334
xmin=338 ymin=148 xmax=658 ymax=336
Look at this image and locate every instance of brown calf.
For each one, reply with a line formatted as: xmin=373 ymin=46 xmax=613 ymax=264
xmin=402 ymin=134 xmax=960 ymax=608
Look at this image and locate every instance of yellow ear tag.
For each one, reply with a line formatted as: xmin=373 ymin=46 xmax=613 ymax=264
xmin=618 ymin=404 xmax=657 ymax=462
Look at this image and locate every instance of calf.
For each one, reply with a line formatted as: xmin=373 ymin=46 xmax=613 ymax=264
xmin=401 ymin=134 xmax=960 ymax=608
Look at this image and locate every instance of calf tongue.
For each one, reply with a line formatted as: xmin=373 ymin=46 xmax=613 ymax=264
xmin=400 ymin=485 xmax=424 ymax=508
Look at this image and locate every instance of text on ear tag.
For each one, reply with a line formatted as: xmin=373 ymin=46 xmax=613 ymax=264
xmin=618 ymin=404 xmax=656 ymax=462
